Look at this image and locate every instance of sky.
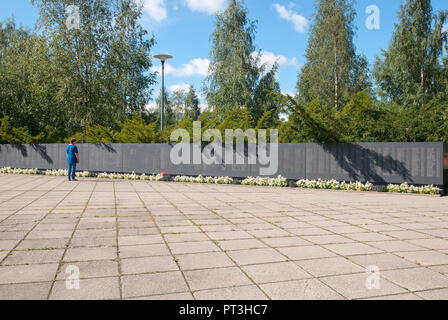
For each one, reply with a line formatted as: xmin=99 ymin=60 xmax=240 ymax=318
xmin=1 ymin=0 xmax=447 ymax=105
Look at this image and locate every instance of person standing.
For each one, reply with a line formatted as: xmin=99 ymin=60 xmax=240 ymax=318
xmin=66 ymin=138 xmax=79 ymax=181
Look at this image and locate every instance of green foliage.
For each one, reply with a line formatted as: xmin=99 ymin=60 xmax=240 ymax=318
xmin=338 ymin=91 xmax=390 ymax=142
xmin=156 ymin=90 xmax=176 ymax=128
xmin=69 ymin=125 xmax=117 ymax=144
xmin=216 ymin=106 xmax=254 ymax=132
xmin=29 ymin=0 xmax=156 ymax=133
xmin=0 ymin=116 xmax=45 ymax=144
xmin=205 ymin=0 xmax=280 ymax=122
xmin=183 ymin=85 xmax=201 ymax=121
xmin=0 ymin=0 xmax=447 ymax=146
xmin=373 ymin=0 xmax=447 ymax=107
xmin=297 ymin=0 xmax=371 ymax=110
xmin=115 ymin=114 xmax=161 ymax=143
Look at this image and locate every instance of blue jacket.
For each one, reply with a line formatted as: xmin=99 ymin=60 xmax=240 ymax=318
xmin=66 ymin=145 xmax=79 ymax=164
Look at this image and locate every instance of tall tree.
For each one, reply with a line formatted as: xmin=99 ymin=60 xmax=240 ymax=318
xmin=184 ymin=85 xmax=201 ymax=121
xmin=374 ymin=0 xmax=447 ymax=107
xmin=0 ymin=19 xmax=61 ymax=136
xmin=156 ymin=90 xmax=175 ymax=128
xmin=171 ymin=89 xmax=186 ymax=121
xmin=205 ymin=0 xmax=280 ymax=121
xmin=30 ymin=0 xmax=156 ymax=133
xmin=297 ymin=0 xmax=371 ymax=110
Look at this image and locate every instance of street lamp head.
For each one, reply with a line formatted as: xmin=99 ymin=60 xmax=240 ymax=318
xmin=153 ymin=54 xmax=173 ymax=62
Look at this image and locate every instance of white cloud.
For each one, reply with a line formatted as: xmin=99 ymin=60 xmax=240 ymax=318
xmin=274 ymin=3 xmax=308 ymax=33
xmin=169 ymin=83 xmax=191 ymax=93
xmin=173 ymin=0 xmax=179 ymax=11
xmin=255 ymin=51 xmax=300 ymax=70
xmin=143 ymin=0 xmax=167 ymax=22
xmin=184 ymin=0 xmax=227 ymax=15
xmin=152 ymin=58 xmax=210 ymax=77
xmin=443 ymin=23 xmax=448 ymax=33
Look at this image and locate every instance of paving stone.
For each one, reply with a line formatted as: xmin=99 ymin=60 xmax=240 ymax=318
xmin=302 ymin=235 xmax=353 ymax=245
xmin=382 ymin=230 xmax=431 ymax=240
xmin=73 ymin=229 xmax=116 ymax=238
xmin=348 ymin=253 xmax=418 ymax=270
xmin=176 ymin=252 xmax=235 ymax=270
xmin=118 ymin=234 xmax=164 ymax=246
xmin=217 ymin=239 xmax=267 ymax=251
xmin=57 ymin=260 xmax=119 ymax=280
xmin=395 ymin=250 xmax=448 ymax=266
xmin=206 ymin=231 xmax=253 ymax=241
xmin=70 ymin=237 xmax=116 ymax=248
xmin=248 ymin=229 xmax=290 ymax=238
xmin=127 ymin=292 xmax=194 ymax=300
xmin=0 ymin=231 xmax=29 ymax=240
xmin=0 ymin=240 xmax=19 ymax=250
xmin=367 ymin=240 xmax=425 ymax=253
xmin=345 ymin=233 xmax=395 ymax=242
xmin=184 ymin=267 xmax=252 ymax=291
xmin=194 ymin=285 xmax=268 ymax=300
xmin=242 ymin=261 xmax=311 ymax=283
xmin=121 ymin=256 xmax=178 ymax=274
xmin=295 ymin=256 xmax=365 ymax=277
xmin=0 ymin=282 xmax=52 ymax=300
xmin=320 ymin=273 xmax=407 ymax=300
xmin=122 ymin=271 xmax=189 ymax=298
xmin=64 ymin=247 xmax=117 ymax=262
xmin=27 ymin=230 xmax=73 ymax=239
xmin=429 ymin=265 xmax=448 ymax=275
xmin=3 ymin=249 xmax=64 ymax=265
xmin=261 ymin=279 xmax=344 ymax=300
xmin=227 ymin=248 xmax=287 ymax=265
xmin=323 ymin=243 xmax=383 ymax=256
xmin=50 ymin=277 xmax=120 ymax=300
xmin=415 ymin=288 xmax=448 ymax=300
xmin=0 ymin=251 xmax=8 ymax=261
xmin=382 ymin=267 xmax=448 ymax=291
xmin=118 ymin=228 xmax=159 ymax=236
xmin=261 ymin=237 xmax=311 ymax=248
xmin=362 ymin=293 xmax=423 ymax=300
xmin=119 ymin=243 xmax=171 ymax=258
xmin=408 ymin=239 xmax=448 ymax=250
xmin=160 ymin=225 xmax=202 ymax=234
xmin=278 ymin=245 xmax=336 ymax=261
xmin=287 ymin=228 xmax=332 ymax=236
xmin=2 ymin=176 xmax=448 ymax=300
xmin=164 ymin=233 xmax=209 ymax=243
xmin=0 ymin=263 xmax=59 ymax=284
xmin=168 ymin=241 xmax=220 ymax=254
xmin=325 ymin=226 xmax=367 ymax=234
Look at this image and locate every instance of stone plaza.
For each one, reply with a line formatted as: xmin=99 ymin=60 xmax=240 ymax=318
xmin=1 ymin=174 xmax=448 ymax=300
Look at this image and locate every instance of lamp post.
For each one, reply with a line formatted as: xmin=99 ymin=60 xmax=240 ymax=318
xmin=154 ymin=54 xmax=173 ymax=131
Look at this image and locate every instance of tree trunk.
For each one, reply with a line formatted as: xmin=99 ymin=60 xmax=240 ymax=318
xmin=334 ymin=37 xmax=339 ymax=110
xmin=420 ymin=63 xmax=424 ymax=91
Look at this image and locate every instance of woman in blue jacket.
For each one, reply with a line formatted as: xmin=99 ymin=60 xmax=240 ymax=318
xmin=66 ymin=138 xmax=79 ymax=181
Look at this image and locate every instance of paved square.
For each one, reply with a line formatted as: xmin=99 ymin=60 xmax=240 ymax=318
xmin=1 ymin=174 xmax=448 ymax=300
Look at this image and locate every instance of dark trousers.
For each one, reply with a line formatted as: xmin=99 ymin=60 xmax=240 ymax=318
xmin=68 ymin=163 xmax=77 ymax=180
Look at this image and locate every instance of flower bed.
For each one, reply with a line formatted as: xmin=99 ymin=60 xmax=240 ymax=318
xmin=0 ymin=167 xmax=38 ymax=175
xmin=387 ymin=182 xmax=439 ymax=195
xmin=97 ymin=172 xmax=165 ymax=181
xmin=296 ymin=179 xmax=374 ymax=192
xmin=0 ymin=167 xmax=441 ymax=195
xmin=173 ymin=175 xmax=233 ymax=185
xmin=241 ymin=175 xmax=288 ymax=187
